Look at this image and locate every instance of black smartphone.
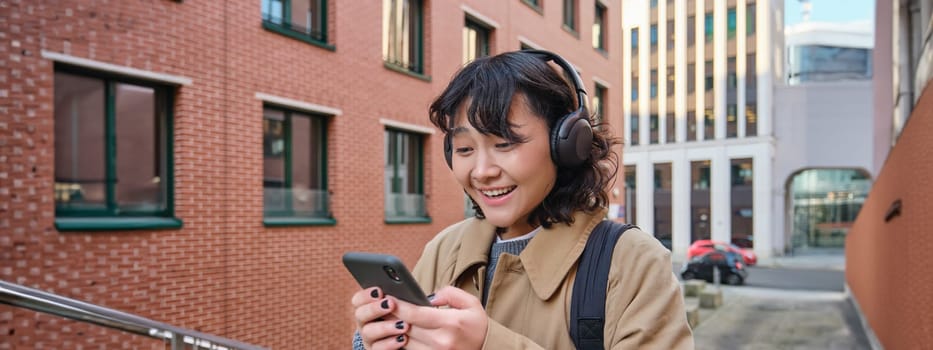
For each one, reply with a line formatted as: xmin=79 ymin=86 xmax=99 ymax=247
xmin=342 ymin=252 xmax=431 ymax=306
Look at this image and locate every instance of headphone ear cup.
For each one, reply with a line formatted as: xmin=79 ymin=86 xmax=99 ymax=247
xmin=444 ymin=133 xmax=453 ymax=169
xmin=551 ymin=110 xmax=593 ymax=167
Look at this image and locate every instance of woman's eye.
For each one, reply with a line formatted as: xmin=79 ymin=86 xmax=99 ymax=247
xmin=454 ymin=147 xmax=473 ymax=154
xmin=494 ymin=142 xmax=514 ymax=149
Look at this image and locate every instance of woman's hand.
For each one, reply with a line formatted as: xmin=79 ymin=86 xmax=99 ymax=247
xmin=352 ymin=287 xmax=410 ymax=350
xmin=391 ymin=286 xmax=488 ymax=350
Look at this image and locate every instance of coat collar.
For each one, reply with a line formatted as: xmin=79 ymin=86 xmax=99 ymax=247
xmin=449 ymin=209 xmax=607 ymax=300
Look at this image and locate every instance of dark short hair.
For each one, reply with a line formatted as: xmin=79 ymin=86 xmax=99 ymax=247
xmin=429 ymin=50 xmax=621 ymax=228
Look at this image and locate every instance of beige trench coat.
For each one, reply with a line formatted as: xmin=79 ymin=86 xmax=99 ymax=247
xmin=411 ymin=209 xmax=694 ymax=349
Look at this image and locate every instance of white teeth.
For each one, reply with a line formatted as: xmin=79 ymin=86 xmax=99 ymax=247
xmin=481 ymin=187 xmax=515 ymax=197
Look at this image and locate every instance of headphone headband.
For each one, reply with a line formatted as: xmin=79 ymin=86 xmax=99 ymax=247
xmin=520 ymin=49 xmax=588 ymax=113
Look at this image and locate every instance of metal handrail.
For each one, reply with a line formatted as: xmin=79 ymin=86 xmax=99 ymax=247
xmin=0 ymin=280 xmax=267 ymax=350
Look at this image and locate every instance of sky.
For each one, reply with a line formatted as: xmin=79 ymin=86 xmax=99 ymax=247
xmin=784 ymin=0 xmax=875 ymax=26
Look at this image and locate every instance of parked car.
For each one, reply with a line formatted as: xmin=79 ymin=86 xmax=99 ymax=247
xmin=680 ymin=251 xmax=748 ymax=285
xmin=687 ymin=239 xmax=757 ymax=266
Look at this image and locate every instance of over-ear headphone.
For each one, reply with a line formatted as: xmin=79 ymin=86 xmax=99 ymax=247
xmin=444 ymin=49 xmax=593 ymax=169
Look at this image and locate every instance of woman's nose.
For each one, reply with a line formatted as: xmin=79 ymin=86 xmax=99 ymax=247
xmin=470 ymin=149 xmax=500 ymax=181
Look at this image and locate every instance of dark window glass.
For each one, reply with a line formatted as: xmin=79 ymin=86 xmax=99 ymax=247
xmin=687 ymin=63 xmax=696 ymax=93
xmin=650 ymin=114 xmax=659 ymax=144
xmin=624 ymin=165 xmax=637 ymax=224
xmin=593 ymin=84 xmax=607 ymax=126
xmin=667 ymin=20 xmax=675 ymax=50
xmin=564 ymin=0 xmax=577 ymax=30
xmin=705 ymin=12 xmax=713 ymax=43
xmin=263 ymin=107 xmax=329 ymax=218
xmin=385 ymin=129 xmax=426 ymax=219
xmin=654 ymin=163 xmax=672 ymax=246
xmin=687 ymin=110 xmax=697 ymax=141
xmin=691 ymin=160 xmax=712 ymax=241
xmin=731 ymin=158 xmax=753 ymax=247
xmin=665 ymin=112 xmax=675 ymax=143
xmin=667 ymin=66 xmax=675 ymax=97
xmin=687 ymin=15 xmax=696 ymax=47
xmin=650 ymin=69 xmax=658 ymax=98
xmin=747 ymin=4 xmax=756 ymax=35
xmin=54 ymin=71 xmax=171 ymax=216
xmin=593 ymin=3 xmax=607 ymax=50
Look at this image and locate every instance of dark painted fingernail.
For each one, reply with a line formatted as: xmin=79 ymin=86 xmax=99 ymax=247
xmin=370 ymin=289 xmax=379 ymax=298
xmin=395 ymin=320 xmax=404 ymax=329
xmin=427 ymin=293 xmax=436 ymax=301
xmin=380 ymin=299 xmax=389 ymax=309
xmin=396 ymin=334 xmax=405 ymax=343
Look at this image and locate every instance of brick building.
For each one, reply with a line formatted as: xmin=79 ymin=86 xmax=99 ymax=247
xmin=0 ymin=0 xmax=624 ymax=348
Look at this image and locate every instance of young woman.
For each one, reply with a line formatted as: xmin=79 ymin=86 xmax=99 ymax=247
xmin=351 ymin=50 xmax=693 ymax=349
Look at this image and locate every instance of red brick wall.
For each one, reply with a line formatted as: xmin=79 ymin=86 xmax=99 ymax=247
xmin=846 ymin=82 xmax=933 ymax=349
xmin=0 ymin=0 xmax=624 ymax=348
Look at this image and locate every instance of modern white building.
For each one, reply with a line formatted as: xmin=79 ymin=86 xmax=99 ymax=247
xmin=621 ymin=0 xmax=783 ymax=260
xmin=774 ymin=20 xmax=875 ymax=254
xmin=620 ymin=0 xmax=877 ymax=260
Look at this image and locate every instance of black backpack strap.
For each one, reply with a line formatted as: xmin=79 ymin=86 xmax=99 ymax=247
xmin=570 ymin=220 xmax=635 ymax=350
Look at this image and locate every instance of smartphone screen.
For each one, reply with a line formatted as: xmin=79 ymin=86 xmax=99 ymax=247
xmin=342 ymin=252 xmax=431 ymax=306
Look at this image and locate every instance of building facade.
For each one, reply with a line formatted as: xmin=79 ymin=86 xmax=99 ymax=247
xmin=0 ymin=0 xmax=623 ymax=348
xmin=621 ymin=0 xmax=782 ymax=259
xmin=846 ymin=0 xmax=933 ymax=348
xmin=774 ymin=20 xmax=875 ymax=253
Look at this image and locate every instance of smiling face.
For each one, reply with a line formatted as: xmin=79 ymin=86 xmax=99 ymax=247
xmin=449 ymin=94 xmax=557 ymax=239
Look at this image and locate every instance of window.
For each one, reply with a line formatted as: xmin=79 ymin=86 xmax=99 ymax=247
xmin=666 ymin=66 xmax=674 ymax=97
xmin=383 ymin=0 xmax=424 ymax=74
xmin=593 ymin=3 xmax=607 ymax=51
xmin=385 ymin=129 xmax=427 ymax=221
xmin=654 ymin=163 xmax=672 ymax=246
xmin=650 ymin=0 xmax=658 ymax=8
xmin=650 ymin=69 xmax=658 ymax=99
xmin=632 ymin=74 xmax=639 ymax=101
xmin=691 ymin=160 xmax=711 ymax=241
xmin=730 ymin=158 xmax=753 ymax=247
xmin=263 ymin=106 xmax=330 ymax=223
xmin=262 ymin=0 xmax=329 ymax=46
xmin=649 ymin=114 xmax=659 ymax=144
xmin=629 ymin=112 xmax=640 ymax=145
xmin=704 ymin=12 xmax=713 ymax=43
xmin=667 ymin=20 xmax=675 ymax=50
xmin=624 ymin=165 xmax=637 ymax=224
xmin=727 ymin=7 xmax=737 ymax=39
xmin=687 ymin=63 xmax=696 ymax=94
xmin=522 ymin=0 xmax=541 ymax=11
xmin=687 ymin=110 xmax=697 ymax=141
xmin=747 ymin=3 xmax=756 ymax=35
xmin=650 ymin=24 xmax=658 ymax=50
xmin=463 ymin=18 xmax=491 ymax=64
xmin=704 ymin=107 xmax=714 ymax=140
xmin=687 ymin=15 xmax=695 ymax=47
xmin=704 ymin=60 xmax=713 ymax=91
xmin=665 ymin=113 xmax=674 ymax=143
xmin=54 ymin=69 xmax=178 ymax=229
xmin=631 ymin=27 xmax=639 ymax=54
xmin=592 ymin=83 xmax=607 ymax=126
xmin=727 ymin=104 xmax=737 ymax=138
xmin=563 ymin=0 xmax=577 ymax=32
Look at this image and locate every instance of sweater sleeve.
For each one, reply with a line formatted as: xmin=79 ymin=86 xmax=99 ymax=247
xmin=606 ymin=230 xmax=695 ymax=350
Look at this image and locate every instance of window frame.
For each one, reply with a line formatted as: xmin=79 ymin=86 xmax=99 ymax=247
xmin=593 ymin=2 xmax=608 ymax=52
xmin=463 ymin=17 xmax=492 ymax=64
xmin=563 ymin=0 xmax=578 ymax=34
xmin=53 ymin=65 xmax=180 ymax=231
xmin=384 ymin=128 xmax=430 ymax=223
xmin=383 ymin=0 xmax=428 ymax=79
xmin=261 ymin=0 xmax=333 ymax=50
xmin=262 ymin=105 xmax=334 ymax=226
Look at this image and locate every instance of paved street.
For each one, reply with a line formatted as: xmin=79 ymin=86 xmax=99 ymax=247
xmin=692 ymin=286 xmax=872 ymax=350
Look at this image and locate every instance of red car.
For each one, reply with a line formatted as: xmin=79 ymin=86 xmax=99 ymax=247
xmin=687 ymin=240 xmax=757 ymax=266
